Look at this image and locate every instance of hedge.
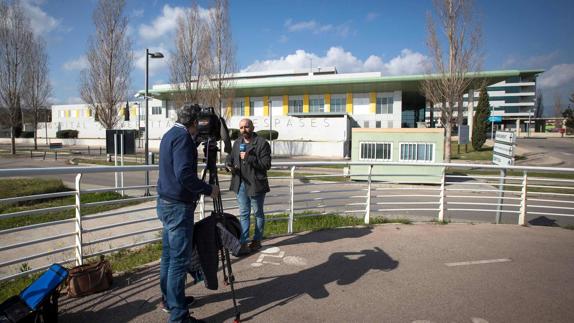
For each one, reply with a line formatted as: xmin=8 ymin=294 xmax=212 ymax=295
xmin=56 ymin=130 xmax=79 ymax=139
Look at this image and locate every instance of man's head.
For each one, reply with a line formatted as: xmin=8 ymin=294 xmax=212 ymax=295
xmin=177 ymin=104 xmax=201 ymax=134
xmin=239 ymin=118 xmax=254 ymax=140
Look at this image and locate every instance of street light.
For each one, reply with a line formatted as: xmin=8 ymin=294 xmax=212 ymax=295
xmin=144 ymin=49 xmax=164 ymax=196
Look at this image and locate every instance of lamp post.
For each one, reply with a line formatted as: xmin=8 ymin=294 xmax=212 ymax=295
xmin=144 ymin=49 xmax=164 ymax=196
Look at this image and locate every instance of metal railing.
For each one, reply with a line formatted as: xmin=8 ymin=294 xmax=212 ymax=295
xmin=1 ymin=161 xmax=573 ymax=283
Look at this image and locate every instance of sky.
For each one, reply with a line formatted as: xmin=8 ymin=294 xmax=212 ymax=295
xmin=19 ymin=0 xmax=574 ymax=115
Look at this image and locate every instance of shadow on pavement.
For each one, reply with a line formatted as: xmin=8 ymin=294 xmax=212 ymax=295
xmin=200 ymin=245 xmax=398 ymax=322
xmin=528 ymin=216 xmax=559 ymax=227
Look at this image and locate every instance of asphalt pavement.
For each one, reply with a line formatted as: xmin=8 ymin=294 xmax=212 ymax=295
xmin=57 ymin=223 xmax=574 ymax=323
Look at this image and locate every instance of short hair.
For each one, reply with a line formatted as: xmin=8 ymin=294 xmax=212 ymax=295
xmin=177 ymin=103 xmax=201 ymax=127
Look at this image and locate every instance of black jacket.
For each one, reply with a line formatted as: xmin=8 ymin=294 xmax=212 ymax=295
xmin=189 ymin=213 xmax=241 ymax=290
xmin=226 ymin=133 xmax=272 ymax=196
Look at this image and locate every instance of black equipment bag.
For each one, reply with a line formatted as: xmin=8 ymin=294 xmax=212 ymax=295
xmin=0 ymin=264 xmax=68 ymax=323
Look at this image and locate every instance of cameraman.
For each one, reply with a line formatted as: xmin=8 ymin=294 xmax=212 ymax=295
xmin=157 ymin=104 xmax=219 ymax=323
xmin=226 ymin=118 xmax=272 ymax=255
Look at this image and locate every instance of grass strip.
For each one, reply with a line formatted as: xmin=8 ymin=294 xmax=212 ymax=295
xmin=0 ymin=178 xmax=142 ymax=230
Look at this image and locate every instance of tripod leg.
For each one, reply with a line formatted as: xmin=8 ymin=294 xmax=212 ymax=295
xmin=220 ymin=247 xmax=229 ymax=285
xmin=223 ymin=248 xmax=240 ymax=322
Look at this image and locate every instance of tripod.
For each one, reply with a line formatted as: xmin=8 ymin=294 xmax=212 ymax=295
xmin=201 ymin=139 xmax=241 ymax=323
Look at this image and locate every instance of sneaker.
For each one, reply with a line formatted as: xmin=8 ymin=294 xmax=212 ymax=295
xmin=160 ymin=296 xmax=196 ymax=313
xmin=237 ymin=243 xmax=251 ymax=256
xmin=249 ymin=240 xmax=262 ymax=252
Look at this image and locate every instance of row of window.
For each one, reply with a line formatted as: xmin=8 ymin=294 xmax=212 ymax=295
xmin=233 ymin=95 xmax=395 ymax=115
xmin=359 ymin=142 xmax=434 ymax=162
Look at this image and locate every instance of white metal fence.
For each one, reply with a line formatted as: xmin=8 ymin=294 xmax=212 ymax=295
xmin=1 ymin=162 xmax=573 ymax=283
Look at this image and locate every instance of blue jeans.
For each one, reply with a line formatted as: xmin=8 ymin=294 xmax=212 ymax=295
xmin=236 ymin=182 xmax=266 ymax=244
xmin=157 ymin=198 xmax=196 ymax=323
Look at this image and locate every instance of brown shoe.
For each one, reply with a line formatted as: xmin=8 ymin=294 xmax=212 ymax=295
xmin=249 ymin=240 xmax=262 ymax=252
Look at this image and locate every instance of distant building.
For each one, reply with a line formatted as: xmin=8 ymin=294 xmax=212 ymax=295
xmin=39 ymin=68 xmax=542 ymax=157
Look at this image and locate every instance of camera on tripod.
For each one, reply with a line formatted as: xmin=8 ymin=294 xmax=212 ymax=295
xmin=178 ymin=103 xmax=232 ymax=154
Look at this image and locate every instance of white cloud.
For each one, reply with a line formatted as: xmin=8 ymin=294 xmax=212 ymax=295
xmin=132 ymin=8 xmax=144 ymax=19
xmin=242 ymin=47 xmax=430 ymax=76
xmin=538 ymin=64 xmax=574 ymax=89
xmin=284 ymin=19 xmax=351 ymax=37
xmin=138 ymin=5 xmax=186 ymax=41
xmin=21 ymin=0 xmax=60 ymax=36
xmin=503 ymin=51 xmax=560 ymax=69
xmin=366 ymin=12 xmax=379 ymax=22
xmin=383 ymin=49 xmax=431 ymax=75
xmin=134 ymin=46 xmax=170 ymax=75
xmin=138 ymin=4 xmax=213 ymax=41
xmin=63 ymin=56 xmax=88 ymax=71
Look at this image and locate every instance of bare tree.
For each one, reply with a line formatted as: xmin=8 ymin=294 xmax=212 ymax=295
xmin=23 ymin=37 xmax=51 ymax=150
xmin=0 ymin=0 xmax=33 ymax=154
xmin=80 ymin=0 xmax=133 ymax=129
xmin=208 ymin=0 xmax=236 ymax=116
xmin=421 ymin=0 xmax=482 ymax=162
xmin=169 ymin=2 xmax=211 ymax=107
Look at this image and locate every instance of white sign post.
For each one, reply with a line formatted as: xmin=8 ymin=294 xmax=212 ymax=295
xmin=492 ymin=131 xmax=516 ymax=223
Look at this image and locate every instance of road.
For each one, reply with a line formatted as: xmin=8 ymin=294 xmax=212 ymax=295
xmin=517 ymin=137 xmax=574 ymax=167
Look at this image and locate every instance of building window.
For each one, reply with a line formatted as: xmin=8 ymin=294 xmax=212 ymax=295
xmin=330 ymin=97 xmax=346 ymax=113
xmin=376 ymin=96 xmax=394 ymax=114
xmin=309 ymin=98 xmax=324 ymax=113
xmin=359 ymin=142 xmax=392 ymax=161
xmin=288 ymin=98 xmax=303 ymax=113
xmin=249 ymin=100 xmax=255 ymax=116
xmin=400 ymin=143 xmax=434 ymax=162
xmin=152 ymin=106 xmax=162 ymax=115
xmin=59 ymin=110 xmax=65 ymax=118
xmin=233 ymin=100 xmax=244 ymax=116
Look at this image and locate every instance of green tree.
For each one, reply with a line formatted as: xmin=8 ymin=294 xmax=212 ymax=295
xmin=563 ymin=108 xmax=574 ymax=134
xmin=472 ymin=85 xmax=491 ymax=150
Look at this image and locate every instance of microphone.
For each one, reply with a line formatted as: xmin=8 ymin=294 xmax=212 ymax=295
xmin=239 ymin=143 xmax=246 ymax=164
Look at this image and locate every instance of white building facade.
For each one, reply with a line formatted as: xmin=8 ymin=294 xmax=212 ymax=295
xmin=37 ymin=68 xmax=542 ymax=157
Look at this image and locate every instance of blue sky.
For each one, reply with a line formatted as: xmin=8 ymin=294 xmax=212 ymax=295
xmin=22 ymin=0 xmax=574 ymax=113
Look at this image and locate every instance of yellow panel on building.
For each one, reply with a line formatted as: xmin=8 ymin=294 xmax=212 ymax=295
xmin=370 ymin=92 xmax=376 ymax=114
xmin=65 ymin=110 xmax=70 ymax=118
xmin=244 ymin=97 xmax=250 ymax=116
xmin=303 ymin=94 xmax=309 ymax=113
xmin=324 ymin=94 xmax=331 ymax=113
xmin=263 ymin=96 xmax=269 ymax=116
xmin=346 ymin=93 xmax=353 ymax=113
xmin=283 ymin=95 xmax=288 ymax=115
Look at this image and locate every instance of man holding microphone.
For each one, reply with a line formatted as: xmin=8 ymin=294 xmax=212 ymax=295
xmin=226 ymin=118 xmax=272 ymax=255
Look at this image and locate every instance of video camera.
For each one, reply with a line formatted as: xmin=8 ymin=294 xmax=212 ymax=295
xmin=178 ymin=104 xmax=232 ymax=154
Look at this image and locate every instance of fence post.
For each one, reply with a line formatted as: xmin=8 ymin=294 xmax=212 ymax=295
xmin=199 ymin=195 xmax=205 ymax=220
xmin=365 ymin=164 xmax=373 ymax=225
xmin=438 ymin=167 xmax=446 ymax=222
xmin=519 ymin=171 xmax=528 ymax=225
xmin=288 ymin=166 xmax=296 ymax=234
xmin=74 ymin=173 xmax=83 ymax=266
xmin=495 ymin=168 xmax=507 ymax=224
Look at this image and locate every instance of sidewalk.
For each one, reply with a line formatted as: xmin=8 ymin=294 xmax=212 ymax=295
xmin=58 ymin=223 xmax=574 ymax=323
